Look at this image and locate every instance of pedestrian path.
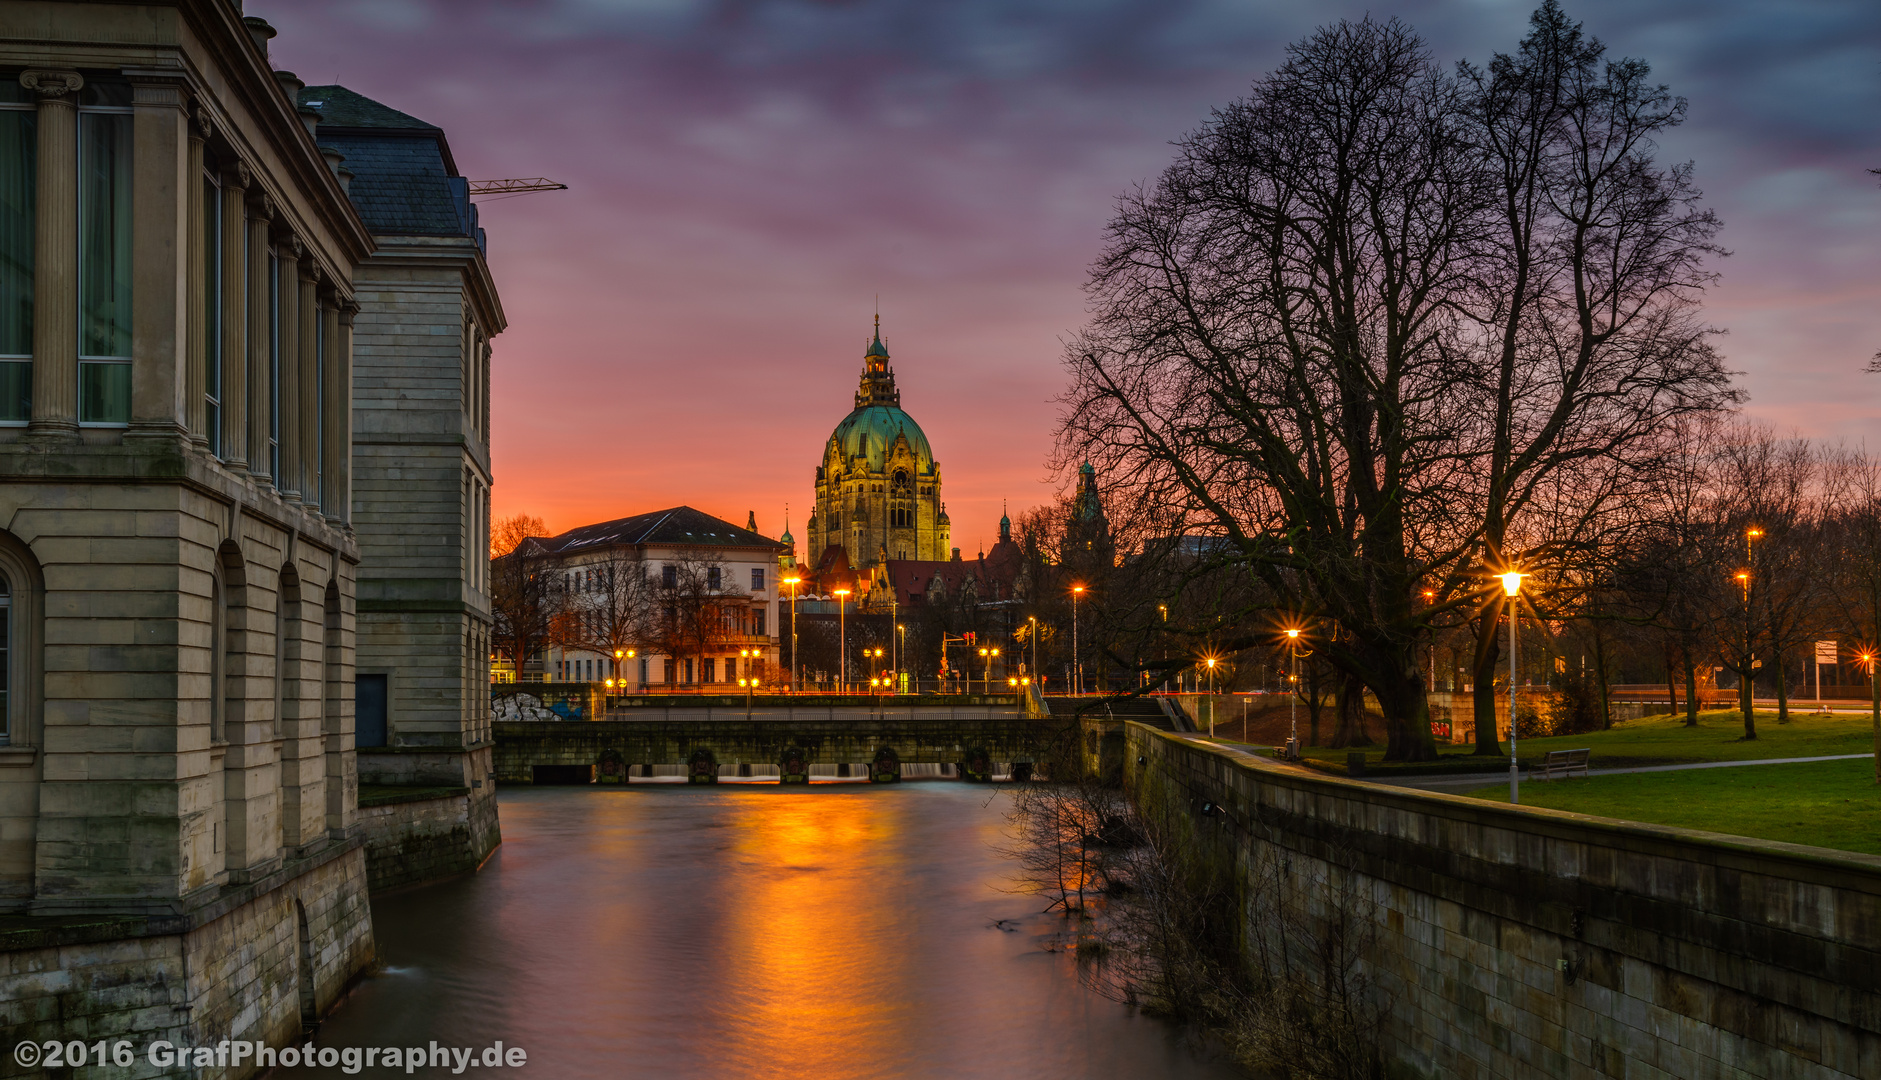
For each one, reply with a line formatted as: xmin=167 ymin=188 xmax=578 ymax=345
xmin=1385 ymin=752 xmax=1875 ymax=790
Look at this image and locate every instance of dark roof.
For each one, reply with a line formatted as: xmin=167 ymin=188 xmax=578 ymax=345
xmin=299 ymin=84 xmax=481 ymax=246
xmin=297 ymin=84 xmax=437 ymax=132
xmin=523 ymin=507 xmax=785 ymax=557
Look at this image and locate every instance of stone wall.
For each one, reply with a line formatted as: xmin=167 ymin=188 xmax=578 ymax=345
xmin=356 ymin=781 xmax=500 ymax=893
xmin=1127 ymin=724 xmax=1881 ymax=1079
xmin=0 ymin=843 xmax=373 ymax=1080
xmin=495 ymin=715 xmax=1065 ymax=782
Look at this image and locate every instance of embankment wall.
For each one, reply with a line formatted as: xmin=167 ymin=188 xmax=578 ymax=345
xmin=1128 ymin=725 xmax=1881 ymax=1079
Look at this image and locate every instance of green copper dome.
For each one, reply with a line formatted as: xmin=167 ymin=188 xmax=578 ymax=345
xmin=830 ymin=405 xmax=933 ymax=474
xmin=865 ymin=332 xmax=889 ymax=360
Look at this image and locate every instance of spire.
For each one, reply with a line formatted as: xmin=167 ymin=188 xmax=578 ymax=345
xmin=781 ymin=505 xmax=794 ymax=545
xmin=746 ymin=510 xmax=758 ymax=533
xmin=999 ymin=500 xmax=1012 ymax=542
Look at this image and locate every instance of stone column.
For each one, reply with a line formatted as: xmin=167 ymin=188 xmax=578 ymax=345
xmin=275 ymin=236 xmax=301 ymax=500
xmin=319 ymin=295 xmax=342 ymax=518
xmin=20 ymin=70 xmax=81 ymax=438
xmin=334 ymin=303 xmax=356 ymax=522
xmin=129 ymin=75 xmax=190 ymax=439
xmin=219 ymin=163 xmax=250 ymax=468
xmin=184 ymin=107 xmax=209 ymax=445
xmin=298 ymin=262 xmax=319 ymax=509
xmin=246 ymin=193 xmax=273 ymax=484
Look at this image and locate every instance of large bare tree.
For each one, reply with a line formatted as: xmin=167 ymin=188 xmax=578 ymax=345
xmin=1057 ymin=7 xmax=1731 ymax=760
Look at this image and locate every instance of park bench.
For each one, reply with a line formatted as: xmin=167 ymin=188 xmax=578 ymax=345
xmin=1539 ymin=748 xmax=1591 ymax=780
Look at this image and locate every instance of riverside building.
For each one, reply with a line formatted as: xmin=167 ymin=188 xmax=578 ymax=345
xmin=299 ymin=84 xmax=503 ymax=890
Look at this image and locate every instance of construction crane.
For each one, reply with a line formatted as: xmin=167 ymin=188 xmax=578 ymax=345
xmin=466 ymin=178 xmax=567 ymax=198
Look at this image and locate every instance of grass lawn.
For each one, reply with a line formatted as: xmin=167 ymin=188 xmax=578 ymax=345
xmin=1292 ymin=709 xmax=1878 ymax=776
xmin=1458 ymin=757 xmax=1881 ymax=856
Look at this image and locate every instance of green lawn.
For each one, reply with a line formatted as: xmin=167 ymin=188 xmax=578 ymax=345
xmin=1458 ymin=758 xmax=1881 ymax=856
xmin=1291 ymin=709 xmax=1879 ymax=776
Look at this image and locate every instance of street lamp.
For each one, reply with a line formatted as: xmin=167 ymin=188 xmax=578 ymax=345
xmin=1285 ymin=628 xmax=1304 ymax=758
xmin=1071 ymin=584 xmax=1086 ymax=694
xmin=782 ymin=575 xmax=802 ymax=692
xmin=1864 ymin=651 xmax=1879 ymax=784
xmin=896 ymin=623 xmax=905 ymax=693
xmin=1027 ymin=615 xmax=1039 ymax=691
xmin=834 ymin=587 xmax=851 ymax=692
xmin=1205 ymin=656 xmax=1218 ymax=736
xmin=1500 ymin=571 xmax=1524 ymax=804
xmin=1741 ymin=525 xmax=1763 ymax=735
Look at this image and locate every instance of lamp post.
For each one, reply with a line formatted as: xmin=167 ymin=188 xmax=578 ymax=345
xmin=1864 ymin=651 xmax=1879 ymax=785
xmin=1500 ymin=571 xmax=1524 ymax=804
xmin=1285 ymin=628 xmax=1303 ymax=758
xmin=1071 ymin=584 xmax=1085 ymax=694
xmin=1027 ymin=615 xmax=1038 ymax=690
xmin=1205 ymin=656 xmax=1217 ymax=736
xmin=1741 ymin=526 xmax=1763 ymax=736
xmin=896 ymin=623 xmax=905 ymax=693
xmin=782 ymin=575 xmax=802 ymax=692
xmin=834 ymin=587 xmax=851 ymax=692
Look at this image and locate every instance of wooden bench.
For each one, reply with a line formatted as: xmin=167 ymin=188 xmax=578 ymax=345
xmin=1539 ymin=748 xmax=1591 ymax=780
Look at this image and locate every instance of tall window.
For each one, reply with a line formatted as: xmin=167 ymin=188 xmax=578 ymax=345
xmin=203 ymin=170 xmax=223 ymax=453
xmin=314 ymin=303 xmax=325 ymax=507
xmin=78 ymin=86 xmax=133 ymax=426
xmin=0 ymin=84 xmax=33 ymax=424
xmin=268 ymin=251 xmax=281 ymax=481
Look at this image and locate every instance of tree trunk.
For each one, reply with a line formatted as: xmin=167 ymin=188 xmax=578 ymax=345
xmin=1377 ymin=666 xmax=1439 ymax=762
xmin=1682 ymin=645 xmax=1700 ymax=727
xmin=1775 ymin=644 xmax=1790 ymax=723
xmin=1593 ymin=626 xmax=1612 ymax=731
xmin=1328 ymin=672 xmax=1372 ymax=748
xmin=1470 ymin=605 xmax=1504 ymax=756
xmin=1664 ymin=640 xmax=1679 ymax=720
xmin=1740 ymin=663 xmax=1757 ymax=740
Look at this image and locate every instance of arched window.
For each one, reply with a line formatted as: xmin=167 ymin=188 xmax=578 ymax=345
xmin=0 ymin=532 xmax=45 ymax=748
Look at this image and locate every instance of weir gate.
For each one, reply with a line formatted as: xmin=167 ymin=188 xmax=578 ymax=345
xmin=492 ymin=693 xmax=1184 ymax=784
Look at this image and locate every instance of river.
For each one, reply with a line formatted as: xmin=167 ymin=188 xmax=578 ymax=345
xmin=282 ymin=781 xmax=1241 ymax=1078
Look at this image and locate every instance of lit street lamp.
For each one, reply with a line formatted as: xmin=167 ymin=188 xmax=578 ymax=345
xmin=1500 ymin=571 xmax=1524 ymax=804
xmin=834 ymin=587 xmax=851 ymax=692
xmin=1205 ymin=656 xmax=1217 ymax=736
xmin=1071 ymin=584 xmax=1086 ymax=694
xmin=783 ymin=575 xmax=802 ymax=692
xmin=1285 ymin=628 xmax=1305 ymax=759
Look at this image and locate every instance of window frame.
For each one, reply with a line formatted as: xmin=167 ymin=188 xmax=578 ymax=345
xmin=0 ymin=95 xmax=34 ymax=425
xmin=76 ymin=102 xmax=134 ymax=428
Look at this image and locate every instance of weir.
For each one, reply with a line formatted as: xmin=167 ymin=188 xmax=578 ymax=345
xmin=493 ymin=695 xmax=1064 ymax=785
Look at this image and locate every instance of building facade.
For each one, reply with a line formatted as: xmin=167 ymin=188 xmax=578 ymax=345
xmin=806 ymin=321 xmax=949 ymax=572
xmin=302 ymin=85 xmax=502 ymax=889
xmin=516 ymin=506 xmax=783 ymax=691
xmin=1 ymin=1 xmax=373 ymax=1067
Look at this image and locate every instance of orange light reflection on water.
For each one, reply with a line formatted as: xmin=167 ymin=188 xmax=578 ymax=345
xmin=717 ymin=791 xmax=910 ymax=1078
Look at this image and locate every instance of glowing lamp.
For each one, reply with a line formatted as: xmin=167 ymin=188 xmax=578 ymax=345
xmin=1286 ymin=628 xmax=1300 ymax=639
xmin=1499 ymin=572 xmax=1523 ymax=597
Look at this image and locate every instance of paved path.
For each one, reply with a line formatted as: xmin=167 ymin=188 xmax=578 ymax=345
xmin=1381 ymin=752 xmax=1875 ymax=791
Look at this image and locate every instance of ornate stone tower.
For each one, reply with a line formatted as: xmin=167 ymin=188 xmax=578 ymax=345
xmin=806 ymin=320 xmax=948 ymax=569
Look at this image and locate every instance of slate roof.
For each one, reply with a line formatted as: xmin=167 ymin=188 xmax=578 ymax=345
xmin=299 ymin=84 xmax=482 ymax=246
xmin=522 ymin=507 xmax=785 ymax=557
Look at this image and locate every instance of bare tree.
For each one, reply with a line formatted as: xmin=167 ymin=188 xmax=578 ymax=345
xmin=556 ymin=546 xmax=657 ymax=683
xmin=491 ymin=513 xmax=546 ymax=558
xmin=648 ymin=548 xmax=750 ymax=687
xmin=1057 ymin=8 xmax=1730 ymax=760
xmin=491 ymin=540 xmax=556 ymax=682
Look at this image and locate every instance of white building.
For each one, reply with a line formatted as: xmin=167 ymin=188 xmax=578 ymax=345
xmin=518 ymin=506 xmax=784 ymax=691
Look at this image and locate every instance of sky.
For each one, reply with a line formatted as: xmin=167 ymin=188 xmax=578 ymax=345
xmin=263 ymin=0 xmax=1881 ymax=550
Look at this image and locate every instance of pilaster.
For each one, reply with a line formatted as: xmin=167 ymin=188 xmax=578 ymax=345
xmin=21 ymin=70 xmax=80 ymax=438
xmin=275 ymin=235 xmax=301 ymax=501
xmin=245 ymin=192 xmax=272 ymax=484
xmin=184 ymin=107 xmax=209 ymax=445
xmin=128 ymin=75 xmax=190 ymax=440
xmin=219 ymin=162 xmax=250 ymax=467
xmin=297 ymin=261 xmax=319 ymax=509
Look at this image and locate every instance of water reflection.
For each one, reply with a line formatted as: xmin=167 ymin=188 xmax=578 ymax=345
xmin=282 ymin=784 xmax=1238 ymax=1079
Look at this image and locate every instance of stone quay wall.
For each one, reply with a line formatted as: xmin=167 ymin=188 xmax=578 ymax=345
xmin=1127 ymin=724 xmax=1881 ymax=1080
xmin=356 ymin=783 xmax=500 ymax=894
xmin=0 ymin=843 xmax=373 ymax=1080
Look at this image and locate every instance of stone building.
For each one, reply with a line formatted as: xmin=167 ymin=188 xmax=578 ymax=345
xmin=1 ymin=1 xmax=373 ymax=1067
xmin=806 ymin=320 xmax=950 ymax=572
xmin=298 ymin=85 xmax=502 ymax=891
